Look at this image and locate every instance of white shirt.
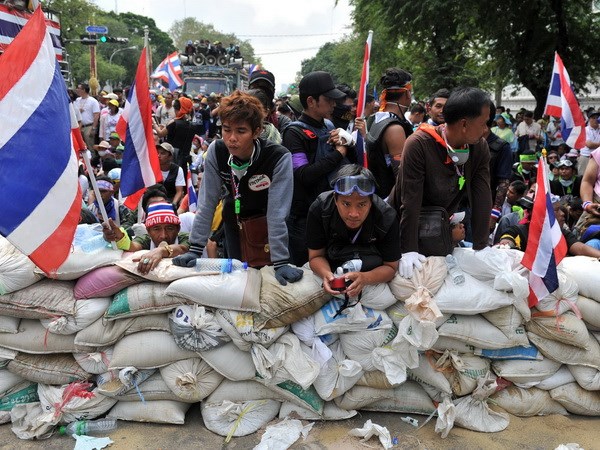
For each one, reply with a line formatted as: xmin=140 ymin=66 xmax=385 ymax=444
xmin=74 ymin=95 xmax=100 ymax=126
xmin=515 ymin=121 xmax=542 ymax=151
xmin=581 ymin=125 xmax=600 ymax=157
xmin=161 ymin=166 xmax=185 ymax=187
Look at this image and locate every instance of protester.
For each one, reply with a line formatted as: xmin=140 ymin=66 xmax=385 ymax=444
xmin=100 ymin=100 xmax=122 ymax=142
xmin=306 ymin=165 xmax=400 ymax=297
xmin=102 ymin=201 xmax=190 ymax=275
xmin=490 ymin=113 xmax=515 ymax=149
xmin=580 ymin=110 xmax=600 ymax=176
xmin=510 ymin=150 xmax=537 ymax=186
xmin=87 ymin=176 xmax=129 ymax=226
xmin=550 ymin=160 xmax=582 ymax=198
xmin=515 ymin=110 xmax=542 ymax=153
xmin=574 ymin=147 xmax=600 ymax=237
xmin=365 ymin=67 xmax=414 ymax=199
xmin=248 ymin=69 xmax=291 ymax=133
xmin=74 ymin=83 xmax=100 ymax=150
xmin=156 ymin=142 xmax=185 ymax=206
xmin=172 ymin=91 xmax=303 ymax=285
xmin=426 ymin=88 xmax=450 ymax=126
xmin=391 ymin=87 xmax=492 ymax=278
xmin=156 ymin=92 xmax=176 ymax=125
xmin=282 ymin=71 xmax=350 ymax=266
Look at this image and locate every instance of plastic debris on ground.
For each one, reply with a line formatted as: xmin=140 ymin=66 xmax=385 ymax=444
xmin=348 ymin=419 xmax=393 ymax=449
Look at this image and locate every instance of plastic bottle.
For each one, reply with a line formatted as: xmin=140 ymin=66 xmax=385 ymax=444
xmin=341 ymin=259 xmax=362 ymax=273
xmin=445 ymin=254 xmax=465 ymax=285
xmin=195 ymin=258 xmax=248 ymax=273
xmin=79 ymin=234 xmax=110 ymax=254
xmin=58 ymin=418 xmax=117 ymax=436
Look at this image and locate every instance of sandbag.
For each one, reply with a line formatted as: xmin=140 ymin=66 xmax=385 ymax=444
xmin=208 ymin=379 xmax=323 ymax=415
xmin=535 ymin=272 xmax=579 ymax=316
xmin=201 ymin=399 xmax=281 ymax=438
xmin=550 ymin=382 xmax=600 ymax=415
xmin=357 ymin=283 xmax=397 ymax=310
xmin=75 ymin=314 xmax=170 ymax=347
xmin=453 ymin=374 xmax=509 ymax=433
xmin=251 ymin=333 xmax=320 ymax=390
xmin=38 ymin=383 xmax=117 ymax=424
xmin=407 ymin=353 xmax=453 ymax=396
xmin=535 ymin=365 xmax=576 ymax=390
xmin=334 ymin=382 xmax=436 ymax=415
xmin=397 ymin=314 xmax=439 ymax=351
xmin=8 ymin=354 xmax=91 ymax=385
xmin=339 ymin=326 xmax=397 ymax=371
xmin=104 ymin=372 xmax=180 ymax=402
xmin=313 ymin=299 xmax=392 ymax=336
xmin=491 ymin=386 xmax=568 ymax=417
xmin=560 ymin=256 xmax=600 ymax=301
xmin=308 ymin=341 xmax=362 ymax=401
xmin=96 ymin=367 xmax=156 ymax=398
xmin=165 ymin=269 xmax=262 ymax=312
xmin=40 ymin=298 xmax=111 ymax=335
xmin=115 ymin=250 xmax=200 ymax=282
xmin=526 ymin=311 xmax=591 ymax=349
xmin=434 ymin=350 xmax=491 ymax=397
xmin=0 ymin=369 xmax=25 ymax=397
xmin=0 ymin=320 xmax=93 ymax=354
xmin=107 ymin=399 xmax=190 ymax=424
xmin=492 ymin=357 xmax=562 ymax=385
xmin=199 ymin=342 xmax=256 ymax=381
xmin=0 ymin=236 xmax=43 ymax=295
xmin=253 ymin=265 xmax=330 ymax=330
xmin=159 ymin=358 xmax=223 ymax=402
xmin=0 ymin=382 xmax=38 ymax=423
xmin=0 ymin=280 xmax=75 ymax=319
xmin=291 ymin=316 xmax=335 ymax=367
xmin=388 ymin=256 xmax=446 ymax=301
xmin=170 ymin=305 xmax=231 ymax=352
xmin=438 ymin=314 xmax=521 ymax=349
xmin=573 ymin=295 xmax=600 ymax=329
xmin=0 ymin=316 xmax=20 ymax=334
xmin=109 ymin=331 xmax=198 ymax=369
xmin=73 ymin=347 xmax=113 ymax=375
xmin=569 ymin=365 xmax=600 ymax=391
xmin=432 ymin=336 xmax=476 ymax=354
xmin=10 ymin=403 xmax=55 ymax=440
xmin=482 ymin=306 xmax=528 ymax=347
xmin=74 ymin=265 xmax=142 ymax=299
xmin=216 ymin=310 xmax=287 ymax=352
xmin=528 ymin=331 xmax=600 ymax=371
xmin=433 ymin=273 xmax=514 ymax=315
xmin=105 ymin=282 xmax=184 ymax=320
xmin=357 ymin=370 xmax=397 ymax=390
xmin=452 ymin=246 xmax=524 ymax=282
xmin=35 ymin=224 xmax=123 ymax=280
xmin=278 ymin=400 xmax=357 ymax=421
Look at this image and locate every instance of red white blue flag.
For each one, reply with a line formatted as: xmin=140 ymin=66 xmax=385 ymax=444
xmin=544 ymin=52 xmax=586 ymax=150
xmin=116 ymin=47 xmax=162 ymax=210
xmin=521 ymin=157 xmax=568 ymax=307
xmin=151 ymin=51 xmax=182 ymax=84
xmin=355 ymin=30 xmax=373 ymax=168
xmin=166 ymin=58 xmax=183 ymax=91
xmin=186 ymin=165 xmax=198 ymax=213
xmin=0 ymin=7 xmax=81 ymax=275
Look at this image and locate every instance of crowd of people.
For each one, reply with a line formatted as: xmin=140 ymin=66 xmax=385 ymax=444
xmin=71 ymin=66 xmax=600 ymax=295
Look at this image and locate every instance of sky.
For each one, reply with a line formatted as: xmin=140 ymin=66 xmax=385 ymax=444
xmin=92 ymin=0 xmax=354 ymax=92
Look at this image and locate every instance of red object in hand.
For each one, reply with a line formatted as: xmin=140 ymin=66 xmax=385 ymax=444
xmin=330 ymin=276 xmax=347 ymax=292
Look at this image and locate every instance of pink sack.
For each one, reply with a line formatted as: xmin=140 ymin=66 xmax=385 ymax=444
xmin=74 ymin=266 xmax=142 ymax=299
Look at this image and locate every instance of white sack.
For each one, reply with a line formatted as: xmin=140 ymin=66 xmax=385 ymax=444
xmin=309 ymin=341 xmax=362 ymax=401
xmin=40 ymin=298 xmax=111 ymax=335
xmin=201 ymin=399 xmax=280 ymax=438
xmin=159 ymin=358 xmax=223 ymax=402
xmin=170 ymin=305 xmax=231 ymax=352
xmin=314 ymin=299 xmax=392 ymax=336
xmin=0 ymin=236 xmax=43 ymax=295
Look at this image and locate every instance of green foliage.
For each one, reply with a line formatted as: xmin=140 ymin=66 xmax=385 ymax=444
xmin=300 ymin=36 xmax=363 ymax=87
xmin=169 ymin=17 xmax=258 ymax=64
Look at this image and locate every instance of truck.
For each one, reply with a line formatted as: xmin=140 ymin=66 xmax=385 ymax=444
xmin=181 ymin=64 xmax=249 ymax=97
xmin=0 ymin=0 xmax=70 ymax=84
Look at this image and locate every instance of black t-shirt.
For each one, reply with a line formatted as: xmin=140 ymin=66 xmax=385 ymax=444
xmin=501 ymin=223 xmax=577 ymax=252
xmin=306 ymin=191 xmax=401 ymax=271
xmin=166 ymin=119 xmax=195 ymax=158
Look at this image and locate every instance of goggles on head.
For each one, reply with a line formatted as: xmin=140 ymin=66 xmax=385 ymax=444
xmin=333 ymin=175 xmax=376 ymax=196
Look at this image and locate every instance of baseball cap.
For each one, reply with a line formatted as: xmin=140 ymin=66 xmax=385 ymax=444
xmin=588 ymin=110 xmax=600 ymax=118
xmin=109 ymin=132 xmax=120 ymax=140
xmin=299 ymin=71 xmax=345 ymax=100
xmin=249 ymin=70 xmax=275 ymax=89
xmin=108 ymin=99 xmax=119 ymax=107
xmin=449 ymin=211 xmax=465 ymax=225
xmin=157 ymin=142 xmax=174 ymax=155
xmin=103 ymin=93 xmax=118 ymax=100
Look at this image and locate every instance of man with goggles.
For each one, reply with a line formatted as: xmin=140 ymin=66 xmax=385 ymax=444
xmin=306 ymin=165 xmax=400 ymax=298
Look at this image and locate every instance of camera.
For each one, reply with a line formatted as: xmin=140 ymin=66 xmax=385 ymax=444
xmin=330 ymin=276 xmax=350 ymax=293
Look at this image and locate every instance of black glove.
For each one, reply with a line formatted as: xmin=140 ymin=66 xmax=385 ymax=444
xmin=274 ymin=264 xmax=303 ymax=286
xmin=172 ymin=244 xmax=204 ymax=267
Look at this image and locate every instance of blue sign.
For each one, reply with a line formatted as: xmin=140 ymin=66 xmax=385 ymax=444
xmin=85 ymin=25 xmax=108 ymax=34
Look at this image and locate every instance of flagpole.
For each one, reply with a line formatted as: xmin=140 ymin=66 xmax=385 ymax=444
xmin=81 ymin=151 xmax=118 ymax=250
xmin=356 ymin=30 xmax=373 ymax=120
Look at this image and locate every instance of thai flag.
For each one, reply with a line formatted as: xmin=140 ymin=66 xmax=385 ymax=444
xmin=151 ymin=51 xmax=182 ymax=84
xmin=116 ymin=47 xmax=162 ymax=210
xmin=0 ymin=7 xmax=81 ymax=275
xmin=355 ymin=30 xmax=373 ymax=168
xmin=167 ymin=58 xmax=183 ymax=91
xmin=521 ymin=157 xmax=568 ymax=308
xmin=187 ymin=165 xmax=198 ymax=213
xmin=544 ymin=52 xmax=586 ymax=150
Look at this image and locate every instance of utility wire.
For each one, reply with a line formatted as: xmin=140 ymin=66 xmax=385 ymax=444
xmin=237 ymin=32 xmax=345 ymax=38
xmin=255 ymin=47 xmax=322 ymax=55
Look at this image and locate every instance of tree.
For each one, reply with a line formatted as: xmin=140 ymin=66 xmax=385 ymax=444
xmin=169 ymin=17 xmax=258 ymax=64
xmin=300 ymin=37 xmax=363 ymax=87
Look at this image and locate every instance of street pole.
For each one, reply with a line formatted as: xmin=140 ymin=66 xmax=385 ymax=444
xmin=89 ymin=37 xmax=97 ymax=94
xmin=143 ymin=25 xmax=150 ymax=84
xmin=109 ymin=45 xmax=137 ymax=65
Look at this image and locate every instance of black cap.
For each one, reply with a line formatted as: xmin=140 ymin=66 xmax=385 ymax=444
xmin=588 ymin=110 xmax=600 ymax=118
xmin=299 ymin=71 xmax=345 ymax=100
xmin=249 ymin=70 xmax=275 ymax=89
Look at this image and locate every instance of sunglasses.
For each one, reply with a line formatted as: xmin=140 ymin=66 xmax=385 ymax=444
xmin=332 ymin=175 xmax=376 ymax=196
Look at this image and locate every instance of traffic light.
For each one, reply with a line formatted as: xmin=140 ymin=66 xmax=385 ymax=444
xmin=103 ymin=36 xmax=129 ymax=44
xmin=99 ymin=35 xmax=107 ymax=43
xmin=79 ymin=34 xmax=97 ymax=45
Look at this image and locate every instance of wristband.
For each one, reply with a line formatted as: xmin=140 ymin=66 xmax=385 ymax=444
xmin=490 ymin=209 xmax=501 ymax=219
xmin=583 ymin=201 xmax=592 ymax=211
xmin=116 ymin=227 xmax=131 ymax=250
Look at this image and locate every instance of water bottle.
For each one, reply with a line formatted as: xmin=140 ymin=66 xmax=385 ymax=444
xmin=445 ymin=254 xmax=465 ymax=285
xmin=195 ymin=258 xmax=248 ymax=273
xmin=341 ymin=259 xmax=362 ymax=273
xmin=59 ymin=418 xmax=117 ymax=436
xmin=79 ymin=234 xmax=110 ymax=254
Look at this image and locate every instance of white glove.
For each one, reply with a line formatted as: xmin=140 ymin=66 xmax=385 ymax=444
xmin=399 ymin=252 xmax=426 ymax=278
xmin=132 ymin=223 xmax=147 ymax=238
xmin=336 ymin=128 xmax=355 ymax=146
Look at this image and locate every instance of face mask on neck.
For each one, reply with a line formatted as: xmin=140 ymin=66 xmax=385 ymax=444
xmin=447 ymin=148 xmax=470 ymax=165
xmin=559 ymin=178 xmax=574 ymax=187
